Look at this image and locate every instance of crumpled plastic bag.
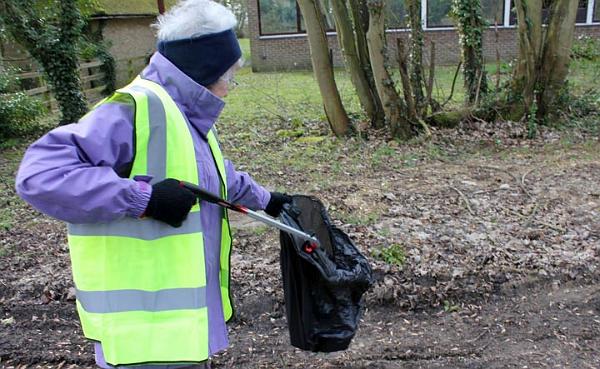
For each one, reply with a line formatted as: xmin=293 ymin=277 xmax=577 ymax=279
xmin=279 ymin=195 xmax=374 ymax=352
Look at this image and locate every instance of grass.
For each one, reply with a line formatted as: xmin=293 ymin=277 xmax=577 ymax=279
xmin=2 ymin=48 xmax=598 ymax=236
xmin=214 ymin=57 xmax=598 ymax=227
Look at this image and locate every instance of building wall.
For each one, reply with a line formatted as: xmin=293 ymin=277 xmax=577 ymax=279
xmin=247 ymin=0 xmax=600 ymax=72
xmin=0 ymin=17 xmax=157 ymax=88
xmin=94 ymin=16 xmax=157 ymax=86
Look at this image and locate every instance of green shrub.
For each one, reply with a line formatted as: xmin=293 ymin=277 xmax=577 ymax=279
xmin=572 ymin=35 xmax=600 ymax=61
xmin=0 ymin=67 xmax=45 ymax=141
xmin=373 ymin=243 xmax=406 ymax=267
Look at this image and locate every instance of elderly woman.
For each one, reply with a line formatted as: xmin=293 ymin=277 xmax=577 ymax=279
xmin=15 ymin=1 xmax=290 ymax=368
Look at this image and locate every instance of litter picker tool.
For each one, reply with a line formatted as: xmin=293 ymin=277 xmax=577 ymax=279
xmin=180 ymin=181 xmax=320 ymax=249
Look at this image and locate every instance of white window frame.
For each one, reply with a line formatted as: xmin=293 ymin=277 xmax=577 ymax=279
xmin=587 ymin=0 xmax=598 ymax=24
xmin=258 ymin=0 xmax=600 ymax=40
xmin=423 ymin=0 xmax=513 ymax=30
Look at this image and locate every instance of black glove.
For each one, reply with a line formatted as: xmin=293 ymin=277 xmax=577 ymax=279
xmin=265 ymin=192 xmax=293 ymax=217
xmin=145 ymin=178 xmax=197 ymax=227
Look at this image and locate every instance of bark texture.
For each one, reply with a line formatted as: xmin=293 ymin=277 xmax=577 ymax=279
xmin=296 ymin=0 xmax=351 ymax=136
xmin=331 ymin=0 xmax=382 ymax=127
xmin=511 ymin=0 xmax=579 ymax=119
xmin=366 ymin=0 xmax=412 ymax=140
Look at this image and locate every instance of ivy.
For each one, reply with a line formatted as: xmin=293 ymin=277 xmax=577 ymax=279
xmin=80 ymin=21 xmax=116 ymax=96
xmin=0 ymin=66 xmax=45 ymax=140
xmin=0 ymin=0 xmax=92 ymax=124
xmin=451 ymin=0 xmax=488 ymax=104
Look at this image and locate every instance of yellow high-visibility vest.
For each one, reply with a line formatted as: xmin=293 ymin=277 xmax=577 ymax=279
xmin=67 ymin=77 xmax=233 ymax=366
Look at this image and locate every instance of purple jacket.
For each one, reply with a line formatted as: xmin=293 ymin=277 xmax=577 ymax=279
xmin=15 ymin=52 xmax=271 ymax=367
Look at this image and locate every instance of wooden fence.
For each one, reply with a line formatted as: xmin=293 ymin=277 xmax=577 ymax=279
xmin=16 ymin=59 xmax=107 ymax=111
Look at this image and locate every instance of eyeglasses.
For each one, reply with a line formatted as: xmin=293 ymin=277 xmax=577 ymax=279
xmin=219 ymin=75 xmax=239 ymax=90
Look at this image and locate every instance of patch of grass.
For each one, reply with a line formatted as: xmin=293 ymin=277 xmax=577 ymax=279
xmin=373 ymin=243 xmax=406 ymax=267
xmin=443 ymin=300 xmax=460 ymax=313
xmin=372 ymin=144 xmax=396 ymax=168
xmin=339 ymin=211 xmax=380 ymax=226
xmin=239 ymin=38 xmax=251 ymax=63
xmin=251 ymin=225 xmax=269 ymax=236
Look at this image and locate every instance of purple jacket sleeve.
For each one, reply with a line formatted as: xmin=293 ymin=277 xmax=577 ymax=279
xmin=15 ymin=100 xmax=151 ymax=224
xmin=225 ymin=159 xmax=270 ymax=210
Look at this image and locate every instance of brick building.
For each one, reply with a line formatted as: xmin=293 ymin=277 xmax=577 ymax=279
xmin=0 ymin=0 xmax=177 ymax=86
xmin=248 ymin=0 xmax=600 ymax=72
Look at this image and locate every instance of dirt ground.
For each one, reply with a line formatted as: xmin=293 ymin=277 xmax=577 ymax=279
xmin=1 ymin=123 xmax=599 ymax=368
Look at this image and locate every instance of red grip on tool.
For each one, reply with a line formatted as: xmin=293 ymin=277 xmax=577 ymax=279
xmin=303 ymin=242 xmax=317 ymax=253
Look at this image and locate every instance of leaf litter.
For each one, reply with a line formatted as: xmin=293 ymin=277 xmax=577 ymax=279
xmin=1 ymin=121 xmax=599 ymax=368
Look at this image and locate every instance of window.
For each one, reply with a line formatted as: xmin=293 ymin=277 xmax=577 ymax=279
xmin=510 ymin=0 xmax=589 ymax=25
xmin=576 ymin=0 xmax=588 ymax=23
xmin=386 ymin=0 xmax=409 ymax=29
xmin=259 ymin=0 xmax=299 ymax=35
xmin=481 ymin=0 xmax=504 ymax=26
xmin=596 ymin=0 xmax=600 ymax=22
xmin=259 ymin=0 xmax=335 ymax=35
xmin=427 ymin=0 xmax=454 ymax=28
xmin=318 ymin=0 xmax=336 ymax=31
xmin=299 ymin=0 xmax=335 ymax=32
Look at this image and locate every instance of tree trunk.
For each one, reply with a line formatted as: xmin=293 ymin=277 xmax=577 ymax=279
xmin=453 ymin=0 xmax=488 ymax=105
xmin=512 ymin=0 xmax=543 ymax=112
xmin=331 ymin=0 xmax=381 ymax=127
xmin=348 ymin=0 xmax=385 ymax=128
xmin=537 ymin=0 xmax=579 ymax=117
xmin=1 ymin=0 xmax=88 ymax=124
xmin=406 ymin=0 xmax=426 ymax=112
xmin=366 ymin=0 xmax=412 ymax=140
xmin=297 ymin=0 xmax=350 ymax=136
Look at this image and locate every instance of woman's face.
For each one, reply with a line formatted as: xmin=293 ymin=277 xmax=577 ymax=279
xmin=209 ymin=79 xmax=229 ymax=98
xmin=208 ymin=61 xmax=241 ymax=98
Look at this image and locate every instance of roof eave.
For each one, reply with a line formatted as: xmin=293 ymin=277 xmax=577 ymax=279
xmin=91 ymin=13 xmax=157 ymax=20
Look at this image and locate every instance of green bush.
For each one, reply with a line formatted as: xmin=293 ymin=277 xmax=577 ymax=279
xmin=373 ymin=243 xmax=406 ymax=267
xmin=572 ymin=35 xmax=600 ymax=61
xmin=0 ymin=67 xmax=45 ymax=141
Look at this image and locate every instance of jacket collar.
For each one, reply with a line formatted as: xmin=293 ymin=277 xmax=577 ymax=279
xmin=140 ymin=52 xmax=225 ymax=138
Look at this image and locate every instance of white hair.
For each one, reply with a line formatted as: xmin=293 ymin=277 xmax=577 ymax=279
xmin=153 ymin=0 xmax=237 ymax=41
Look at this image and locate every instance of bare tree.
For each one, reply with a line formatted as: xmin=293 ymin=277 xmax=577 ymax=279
xmin=366 ymin=0 xmax=413 ymax=139
xmin=511 ymin=0 xmax=579 ymax=119
xmin=452 ymin=0 xmax=488 ymax=105
xmin=297 ymin=0 xmax=351 ymax=136
xmin=330 ymin=0 xmax=383 ymax=127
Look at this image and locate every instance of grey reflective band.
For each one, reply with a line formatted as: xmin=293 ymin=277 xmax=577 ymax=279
xmin=116 ymin=363 xmax=207 ymax=369
xmin=77 ymin=286 xmax=207 ymax=313
xmin=131 ymin=85 xmax=167 ymax=183
xmin=68 ymin=211 xmax=202 ymax=240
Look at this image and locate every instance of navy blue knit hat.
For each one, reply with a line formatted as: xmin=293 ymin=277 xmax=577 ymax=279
xmin=157 ymin=29 xmax=242 ymax=87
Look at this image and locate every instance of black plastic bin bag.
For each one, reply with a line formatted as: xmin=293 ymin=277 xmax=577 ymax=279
xmin=279 ymin=195 xmax=374 ymax=352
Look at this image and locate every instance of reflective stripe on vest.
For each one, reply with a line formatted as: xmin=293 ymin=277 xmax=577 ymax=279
xmin=67 ymin=77 xmax=232 ymax=366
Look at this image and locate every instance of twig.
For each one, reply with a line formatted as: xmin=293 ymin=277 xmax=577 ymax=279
xmin=450 ymin=186 xmax=475 ymax=216
xmin=476 ymin=165 xmax=532 ymax=198
xmin=495 ymin=20 xmax=501 ymax=90
xmin=523 ymin=203 xmax=539 ymax=228
xmin=396 ymin=38 xmax=418 ymax=121
xmin=502 ymin=206 xmax=566 ymax=233
xmin=427 ymin=41 xmax=436 ymax=114
xmin=521 ymin=167 xmax=535 ymax=186
xmin=467 ymin=329 xmax=489 ymax=343
xmin=442 ymin=61 xmax=462 ymax=108
xmin=474 ymin=67 xmax=485 ymax=107
xmin=472 ymin=187 xmax=510 ymax=195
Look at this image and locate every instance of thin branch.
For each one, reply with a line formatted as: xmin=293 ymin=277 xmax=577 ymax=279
xmin=474 ymin=67 xmax=484 ymax=107
xmin=477 ymin=165 xmax=533 ymax=198
xmin=502 ymin=206 xmax=565 ymax=233
xmin=442 ymin=61 xmax=462 ymax=107
xmin=451 ymin=186 xmax=475 ymax=216
xmin=426 ymin=41 xmax=436 ymax=114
